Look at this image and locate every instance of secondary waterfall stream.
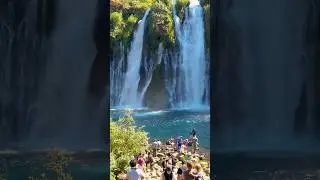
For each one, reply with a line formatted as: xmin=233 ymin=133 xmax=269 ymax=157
xmin=119 ymin=9 xmax=150 ymax=108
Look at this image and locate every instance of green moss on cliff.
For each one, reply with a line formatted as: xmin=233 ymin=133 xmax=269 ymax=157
xmin=110 ymin=0 xmax=154 ymax=49
xmin=110 ymin=0 xmax=176 ymax=54
xmin=110 ymin=12 xmax=124 ymax=47
xmin=146 ymin=0 xmax=175 ymax=54
xmin=175 ymin=0 xmax=189 ymax=20
xmin=110 ymin=0 xmax=210 ymax=55
xmin=110 ymin=12 xmax=139 ymax=50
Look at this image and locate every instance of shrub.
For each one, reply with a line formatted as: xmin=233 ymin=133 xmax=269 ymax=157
xmin=110 ymin=12 xmax=125 ymax=46
xmin=0 ymin=158 xmax=7 ymax=180
xmin=29 ymin=149 xmax=73 ymax=180
xmin=43 ymin=149 xmax=72 ymax=177
xmin=175 ymin=0 xmax=190 ymax=20
xmin=122 ymin=15 xmax=139 ymax=49
xmin=146 ymin=0 xmax=175 ymax=54
xmin=110 ymin=110 xmax=148 ymax=176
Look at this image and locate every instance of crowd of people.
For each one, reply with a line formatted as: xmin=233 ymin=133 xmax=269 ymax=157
xmin=127 ymin=128 xmax=206 ymax=180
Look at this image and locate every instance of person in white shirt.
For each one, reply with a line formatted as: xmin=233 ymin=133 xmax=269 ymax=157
xmin=127 ymin=159 xmax=146 ymax=180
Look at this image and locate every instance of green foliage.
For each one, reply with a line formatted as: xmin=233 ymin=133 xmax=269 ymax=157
xmin=127 ymin=15 xmax=138 ymax=25
xmin=175 ymin=0 xmax=190 ymax=20
xmin=110 ymin=12 xmax=139 ymax=50
xmin=110 ymin=12 xmax=125 ymax=46
xmin=44 ymin=149 xmax=72 ymax=175
xmin=110 ymin=110 xmax=148 ymax=176
xmin=131 ymin=0 xmax=155 ymax=10
xmin=28 ymin=151 xmax=73 ymax=180
xmin=30 ymin=149 xmax=73 ymax=180
xmin=110 ymin=0 xmax=177 ymax=54
xmin=0 ymin=173 xmax=7 ymax=180
xmin=110 ymin=0 xmax=155 ymax=49
xmin=109 ymin=153 xmax=117 ymax=180
xmin=0 ymin=159 xmax=7 ymax=180
xmin=123 ymin=15 xmax=139 ymax=49
xmin=111 ymin=0 xmax=154 ymax=11
xmin=146 ymin=0 xmax=175 ymax=54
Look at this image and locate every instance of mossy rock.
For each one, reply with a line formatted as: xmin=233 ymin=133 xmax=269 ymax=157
xmin=156 ymin=153 xmax=165 ymax=158
xmin=145 ymin=0 xmax=175 ymax=54
xmin=117 ymin=173 xmax=127 ymax=180
xmin=110 ymin=0 xmax=155 ymax=51
xmin=175 ymin=0 xmax=190 ymax=20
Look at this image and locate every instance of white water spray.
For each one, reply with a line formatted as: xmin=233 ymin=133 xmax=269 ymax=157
xmin=168 ymin=0 xmax=207 ymax=108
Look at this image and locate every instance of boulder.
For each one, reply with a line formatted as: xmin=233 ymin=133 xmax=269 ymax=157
xmin=156 ymin=153 xmax=165 ymax=158
xmin=117 ymin=173 xmax=127 ymax=180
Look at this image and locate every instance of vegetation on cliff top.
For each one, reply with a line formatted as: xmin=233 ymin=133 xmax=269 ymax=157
xmin=146 ymin=0 xmax=175 ymax=53
xmin=175 ymin=0 xmax=189 ymax=20
xmin=110 ymin=0 xmax=210 ymax=54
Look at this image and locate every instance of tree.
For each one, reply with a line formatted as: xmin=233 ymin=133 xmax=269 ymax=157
xmin=110 ymin=110 xmax=148 ymax=176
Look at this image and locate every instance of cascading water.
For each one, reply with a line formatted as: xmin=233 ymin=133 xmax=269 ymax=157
xmin=139 ymin=43 xmax=164 ymax=104
xmin=119 ymin=9 xmax=150 ymax=108
xmin=29 ymin=0 xmax=98 ymax=147
xmin=164 ymin=51 xmax=180 ymax=107
xmin=110 ymin=43 xmax=125 ymax=107
xmin=111 ymin=1 xmax=209 ymax=109
xmin=167 ymin=0 xmax=208 ymax=108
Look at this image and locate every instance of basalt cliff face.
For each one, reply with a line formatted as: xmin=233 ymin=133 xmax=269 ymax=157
xmin=212 ymin=0 xmax=320 ymax=151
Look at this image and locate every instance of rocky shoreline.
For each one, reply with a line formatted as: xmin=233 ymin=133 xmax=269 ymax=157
xmin=118 ymin=141 xmax=210 ymax=180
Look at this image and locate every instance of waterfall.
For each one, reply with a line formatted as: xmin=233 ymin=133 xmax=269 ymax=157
xmin=110 ymin=2 xmax=208 ymax=109
xmin=110 ymin=43 xmax=125 ymax=107
xmin=167 ymin=0 xmax=207 ymax=108
xmin=139 ymin=43 xmax=164 ymax=105
xmin=119 ymin=9 xmax=150 ymax=108
xmin=164 ymin=51 xmax=180 ymax=107
xmin=0 ymin=0 xmax=47 ymax=144
xmin=30 ymin=0 xmax=98 ymax=146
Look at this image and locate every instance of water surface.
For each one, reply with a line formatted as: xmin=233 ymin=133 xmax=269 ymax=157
xmin=111 ymin=109 xmax=210 ymax=150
